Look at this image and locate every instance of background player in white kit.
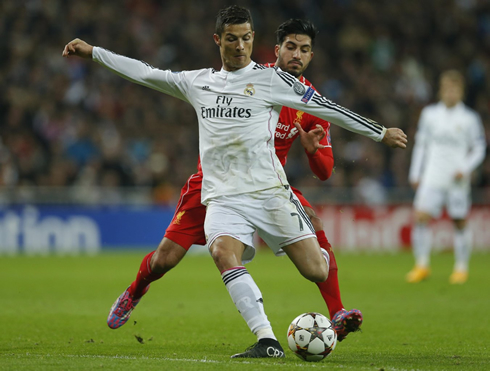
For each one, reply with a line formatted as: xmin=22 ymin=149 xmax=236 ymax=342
xmin=407 ymin=70 xmax=487 ymax=284
xmin=63 ymin=6 xmax=407 ymax=358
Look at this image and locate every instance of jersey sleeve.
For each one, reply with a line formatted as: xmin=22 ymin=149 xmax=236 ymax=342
xmin=460 ymin=112 xmax=487 ymax=175
xmin=306 ymin=146 xmax=334 ymax=181
xmin=92 ymin=46 xmax=190 ymax=103
xmin=408 ymin=107 xmax=430 ymax=184
xmin=267 ymin=69 xmax=387 ymax=142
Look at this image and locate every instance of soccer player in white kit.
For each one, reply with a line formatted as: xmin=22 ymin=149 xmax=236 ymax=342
xmin=407 ymin=70 xmax=486 ymax=284
xmin=63 ymin=6 xmax=407 ymax=358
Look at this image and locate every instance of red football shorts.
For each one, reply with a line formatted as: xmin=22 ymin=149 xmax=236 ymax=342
xmin=164 ymin=173 xmax=207 ymax=250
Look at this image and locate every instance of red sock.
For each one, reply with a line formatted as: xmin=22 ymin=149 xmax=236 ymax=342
xmin=315 ymin=230 xmax=344 ymax=318
xmin=128 ymin=251 xmax=164 ymax=299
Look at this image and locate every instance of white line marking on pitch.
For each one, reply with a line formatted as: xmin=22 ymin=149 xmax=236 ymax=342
xmin=6 ymin=353 xmax=422 ymax=370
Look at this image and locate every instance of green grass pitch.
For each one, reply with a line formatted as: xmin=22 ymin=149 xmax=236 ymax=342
xmin=1 ymin=249 xmax=489 ymax=370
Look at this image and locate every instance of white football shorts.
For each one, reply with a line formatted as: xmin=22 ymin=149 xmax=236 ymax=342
xmin=414 ymin=185 xmax=471 ymax=219
xmin=204 ymin=186 xmax=316 ymax=264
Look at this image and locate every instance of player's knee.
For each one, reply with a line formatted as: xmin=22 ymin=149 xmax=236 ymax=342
xmin=209 ymin=237 xmax=240 ymax=270
xmin=305 ymin=270 xmax=328 ymax=283
xmin=301 ymin=263 xmax=328 ymax=283
xmin=453 ymin=219 xmax=466 ymax=230
xmin=151 ymin=241 xmax=187 ymax=273
xmin=151 ymin=252 xmax=177 ymax=274
xmin=415 ymin=211 xmax=431 ymax=224
xmin=209 ymin=243 xmax=226 ymax=264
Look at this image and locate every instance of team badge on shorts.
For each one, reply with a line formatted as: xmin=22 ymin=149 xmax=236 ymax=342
xmin=244 ymin=83 xmax=255 ymax=96
xmin=173 ymin=211 xmax=186 ymax=225
xmin=293 ymin=81 xmax=306 ymax=95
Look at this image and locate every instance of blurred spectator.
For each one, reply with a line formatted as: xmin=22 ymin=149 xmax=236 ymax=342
xmin=0 ymin=0 xmax=488 ymax=204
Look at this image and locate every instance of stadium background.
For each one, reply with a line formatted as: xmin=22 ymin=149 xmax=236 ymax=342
xmin=0 ymin=0 xmax=489 ymax=253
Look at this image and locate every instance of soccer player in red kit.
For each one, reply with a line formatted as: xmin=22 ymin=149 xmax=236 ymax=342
xmin=107 ymin=19 xmax=362 ymax=342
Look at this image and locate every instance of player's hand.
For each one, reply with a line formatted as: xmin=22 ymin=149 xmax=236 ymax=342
xmin=454 ymin=171 xmax=464 ymax=181
xmin=381 ymin=128 xmax=408 ymax=149
xmin=294 ymin=122 xmax=326 ymax=154
xmin=410 ymin=181 xmax=419 ymax=191
xmin=62 ymin=38 xmax=94 ymax=59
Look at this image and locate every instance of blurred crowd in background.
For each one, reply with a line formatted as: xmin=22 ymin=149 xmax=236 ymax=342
xmin=1 ymin=0 xmax=489 ymax=205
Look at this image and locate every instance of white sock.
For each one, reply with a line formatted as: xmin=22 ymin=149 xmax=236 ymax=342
xmin=221 ymin=267 xmax=276 ymax=340
xmin=412 ymin=224 xmax=432 ymax=267
xmin=256 ymin=327 xmax=275 ymax=340
xmin=454 ymin=228 xmax=472 ymax=272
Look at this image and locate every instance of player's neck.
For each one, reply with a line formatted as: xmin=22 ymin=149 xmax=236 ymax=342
xmin=443 ymin=100 xmax=460 ymax=109
xmin=274 ymin=61 xmax=303 ymax=80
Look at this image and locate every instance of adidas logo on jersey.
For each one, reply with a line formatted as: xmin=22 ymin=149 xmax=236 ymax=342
xmin=202 ymin=86 xmax=210 ymax=91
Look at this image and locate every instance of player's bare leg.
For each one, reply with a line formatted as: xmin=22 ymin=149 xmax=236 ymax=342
xmin=281 ymin=237 xmax=329 ymax=283
xmin=210 ymin=236 xmax=284 ymax=358
xmin=407 ymin=211 xmax=432 ymax=283
xmin=151 ymin=238 xmax=189 ymax=274
xmin=450 ymin=218 xmax=471 ymax=284
xmin=107 ymin=237 xmax=187 ymax=329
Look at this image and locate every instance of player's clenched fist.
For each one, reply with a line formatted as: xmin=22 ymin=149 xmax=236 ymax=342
xmin=62 ymin=38 xmax=93 ymax=59
xmin=381 ymin=128 xmax=408 ymax=149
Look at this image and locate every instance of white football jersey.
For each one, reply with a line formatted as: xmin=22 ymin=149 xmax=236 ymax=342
xmin=409 ymin=101 xmax=486 ymax=190
xmin=93 ymin=47 xmax=386 ymax=203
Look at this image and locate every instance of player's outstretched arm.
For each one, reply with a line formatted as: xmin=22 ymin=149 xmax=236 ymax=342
xmin=62 ymin=38 xmax=94 ymax=59
xmin=270 ymin=70 xmax=405 ymax=144
xmin=381 ymin=128 xmax=408 ymax=149
xmin=62 ymin=41 xmax=187 ymax=101
xmin=293 ymin=122 xmax=326 ymax=154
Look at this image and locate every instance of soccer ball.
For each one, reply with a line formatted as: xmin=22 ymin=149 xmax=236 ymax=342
xmin=287 ymin=312 xmax=337 ymax=362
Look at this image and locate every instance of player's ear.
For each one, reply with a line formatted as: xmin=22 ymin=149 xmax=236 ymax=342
xmin=213 ymin=34 xmax=221 ymax=47
xmin=310 ymin=51 xmax=314 ymax=60
xmin=274 ymin=44 xmax=279 ymax=58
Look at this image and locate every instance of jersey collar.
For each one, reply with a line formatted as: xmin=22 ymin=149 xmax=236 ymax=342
xmin=219 ymin=60 xmax=255 ymax=76
xmin=439 ymin=101 xmax=464 ymax=111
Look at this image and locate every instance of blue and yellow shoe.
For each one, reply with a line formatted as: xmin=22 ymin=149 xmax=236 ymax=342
xmin=107 ymin=286 xmax=148 ymax=329
xmin=331 ymin=309 xmax=363 ymax=342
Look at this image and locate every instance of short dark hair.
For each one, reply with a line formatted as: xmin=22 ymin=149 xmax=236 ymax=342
xmin=275 ymin=19 xmax=318 ymax=47
xmin=215 ymin=5 xmax=254 ymax=36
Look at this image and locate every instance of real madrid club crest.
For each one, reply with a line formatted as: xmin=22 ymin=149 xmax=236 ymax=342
xmin=244 ymin=83 xmax=255 ymax=96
